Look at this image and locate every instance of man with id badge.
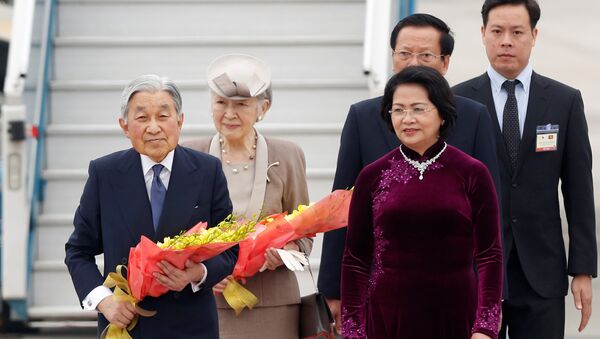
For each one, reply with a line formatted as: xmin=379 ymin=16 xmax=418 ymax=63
xmin=453 ymin=1 xmax=597 ymax=338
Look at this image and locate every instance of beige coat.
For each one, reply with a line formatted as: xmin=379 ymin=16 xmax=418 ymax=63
xmin=182 ymin=134 xmax=311 ymax=338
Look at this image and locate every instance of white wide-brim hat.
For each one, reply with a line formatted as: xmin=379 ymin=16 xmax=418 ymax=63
xmin=206 ymin=53 xmax=271 ymax=100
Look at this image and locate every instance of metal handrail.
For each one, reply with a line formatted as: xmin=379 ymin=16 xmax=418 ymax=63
xmin=362 ymin=0 xmax=416 ymax=95
xmin=399 ymin=0 xmax=416 ymax=20
xmin=362 ymin=0 xmax=375 ymax=77
xmin=29 ymin=0 xmax=56 ymax=237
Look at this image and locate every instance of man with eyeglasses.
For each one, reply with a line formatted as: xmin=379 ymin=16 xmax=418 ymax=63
xmin=454 ymin=1 xmax=596 ymax=337
xmin=318 ymin=13 xmax=501 ymax=335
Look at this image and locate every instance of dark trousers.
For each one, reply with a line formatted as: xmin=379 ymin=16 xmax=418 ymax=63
xmin=499 ymin=246 xmax=565 ymax=339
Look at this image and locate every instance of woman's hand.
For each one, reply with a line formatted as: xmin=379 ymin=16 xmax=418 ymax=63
xmin=264 ymin=241 xmax=300 ymax=270
xmin=471 ymin=333 xmax=492 ymax=339
xmin=212 ymin=275 xmax=233 ymax=295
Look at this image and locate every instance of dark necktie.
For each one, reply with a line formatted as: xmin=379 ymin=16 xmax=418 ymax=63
xmin=151 ymin=164 xmax=166 ymax=230
xmin=502 ymin=80 xmax=521 ymax=172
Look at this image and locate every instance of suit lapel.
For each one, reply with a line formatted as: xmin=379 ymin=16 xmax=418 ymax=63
xmin=514 ymin=72 xmax=550 ymax=177
xmin=112 ymin=149 xmax=156 ymax=241
xmin=155 ymin=146 xmax=202 ymax=239
xmin=379 ymin=118 xmax=400 ymax=151
xmin=470 ymin=74 xmax=512 ymax=175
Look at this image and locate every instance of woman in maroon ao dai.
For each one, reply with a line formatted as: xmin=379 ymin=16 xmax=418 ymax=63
xmin=341 ymin=66 xmax=503 ymax=339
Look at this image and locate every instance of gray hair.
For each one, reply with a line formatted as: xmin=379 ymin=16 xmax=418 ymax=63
xmin=120 ymin=74 xmax=183 ymax=121
xmin=255 ymin=85 xmax=272 ymax=104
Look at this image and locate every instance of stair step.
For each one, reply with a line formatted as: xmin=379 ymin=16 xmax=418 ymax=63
xmin=53 ymin=43 xmax=364 ymax=81
xmin=49 ymin=80 xmax=368 ymax=125
xmin=36 ymin=214 xmax=75 ymax=261
xmin=57 ymin=0 xmax=364 ymax=38
xmin=39 ymin=214 xmax=75 ymax=225
xmin=50 ymin=78 xmax=368 ymax=90
xmin=32 ymin=261 xmax=102 ymax=309
xmin=28 ymin=306 xmax=97 ymax=320
xmin=55 ymin=36 xmax=362 ymax=46
xmin=29 ymin=319 xmax=97 ymax=329
xmin=36 ymin=224 xmax=74 ymax=261
xmin=34 ymin=260 xmax=104 ymax=271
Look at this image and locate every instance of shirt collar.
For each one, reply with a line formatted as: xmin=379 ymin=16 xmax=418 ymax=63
xmin=487 ymin=63 xmax=533 ymax=94
xmin=140 ymin=149 xmax=175 ymax=175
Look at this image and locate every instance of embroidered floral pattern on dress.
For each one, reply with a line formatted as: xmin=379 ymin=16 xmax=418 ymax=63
xmin=472 ymin=302 xmax=501 ymax=336
xmin=372 ymin=156 xmax=412 ymax=215
xmin=368 ymin=226 xmax=388 ymax=294
xmin=341 ymin=306 xmax=367 ymax=338
xmin=372 ymin=156 xmax=442 ymax=215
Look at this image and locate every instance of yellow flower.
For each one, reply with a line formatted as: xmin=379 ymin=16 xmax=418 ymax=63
xmin=284 ymin=203 xmax=315 ymax=221
xmin=157 ymin=215 xmax=255 ymax=249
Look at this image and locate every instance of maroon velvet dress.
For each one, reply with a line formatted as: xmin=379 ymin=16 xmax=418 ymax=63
xmin=340 ymin=141 xmax=502 ymax=339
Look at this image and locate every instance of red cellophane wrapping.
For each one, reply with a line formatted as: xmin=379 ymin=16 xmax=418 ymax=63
xmin=127 ymin=222 xmax=238 ymax=301
xmin=232 ymin=189 xmax=352 ymax=282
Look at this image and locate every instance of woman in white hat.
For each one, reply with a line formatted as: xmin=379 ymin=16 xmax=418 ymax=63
xmin=183 ymin=53 xmax=311 ymax=339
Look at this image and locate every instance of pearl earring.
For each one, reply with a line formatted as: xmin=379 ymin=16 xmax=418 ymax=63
xmin=257 ymin=116 xmax=263 ymax=122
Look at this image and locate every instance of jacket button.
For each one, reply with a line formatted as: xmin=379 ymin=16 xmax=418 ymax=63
xmin=511 ymin=183 xmax=518 ymax=188
xmin=511 ymin=218 xmax=517 ymax=223
xmin=121 ymin=257 xmax=127 ymax=264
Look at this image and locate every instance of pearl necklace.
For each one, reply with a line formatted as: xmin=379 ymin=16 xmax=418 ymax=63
xmin=399 ymin=142 xmax=447 ymax=180
xmin=220 ymin=134 xmax=257 ymax=174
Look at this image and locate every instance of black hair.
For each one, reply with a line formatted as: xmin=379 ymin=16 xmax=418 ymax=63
xmin=389 ymin=13 xmax=454 ymax=57
xmin=380 ymin=66 xmax=456 ymax=140
xmin=482 ymin=0 xmax=541 ymax=29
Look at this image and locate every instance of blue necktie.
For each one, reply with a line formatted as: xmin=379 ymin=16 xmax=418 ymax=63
xmin=502 ymin=80 xmax=521 ymax=172
xmin=151 ymin=164 xmax=166 ymax=230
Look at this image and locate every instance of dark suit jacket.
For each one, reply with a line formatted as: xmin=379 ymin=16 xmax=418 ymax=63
xmin=65 ymin=145 xmax=237 ymax=338
xmin=318 ymin=94 xmax=501 ymax=299
xmin=453 ymin=72 xmax=598 ymax=298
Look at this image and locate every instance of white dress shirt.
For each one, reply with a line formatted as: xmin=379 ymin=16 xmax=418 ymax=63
xmin=487 ymin=63 xmax=533 ymax=137
xmin=82 ymin=150 xmax=207 ymax=311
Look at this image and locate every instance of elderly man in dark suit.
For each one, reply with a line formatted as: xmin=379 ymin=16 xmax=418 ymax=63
xmin=65 ymin=74 xmax=237 ymax=338
xmin=318 ymin=13 xmax=501 ymax=334
xmin=453 ymin=1 xmax=597 ymax=338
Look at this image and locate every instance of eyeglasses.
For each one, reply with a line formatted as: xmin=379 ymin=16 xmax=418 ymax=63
xmin=392 ymin=50 xmax=444 ymax=63
xmin=388 ymin=106 xmax=436 ymax=118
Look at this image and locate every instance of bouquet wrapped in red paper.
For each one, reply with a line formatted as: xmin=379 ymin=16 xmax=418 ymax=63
xmin=223 ymin=189 xmax=352 ymax=314
xmin=101 ymin=216 xmax=255 ymax=338
xmin=234 ymin=189 xmax=352 ymax=281
xmin=128 ymin=217 xmax=254 ymax=300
